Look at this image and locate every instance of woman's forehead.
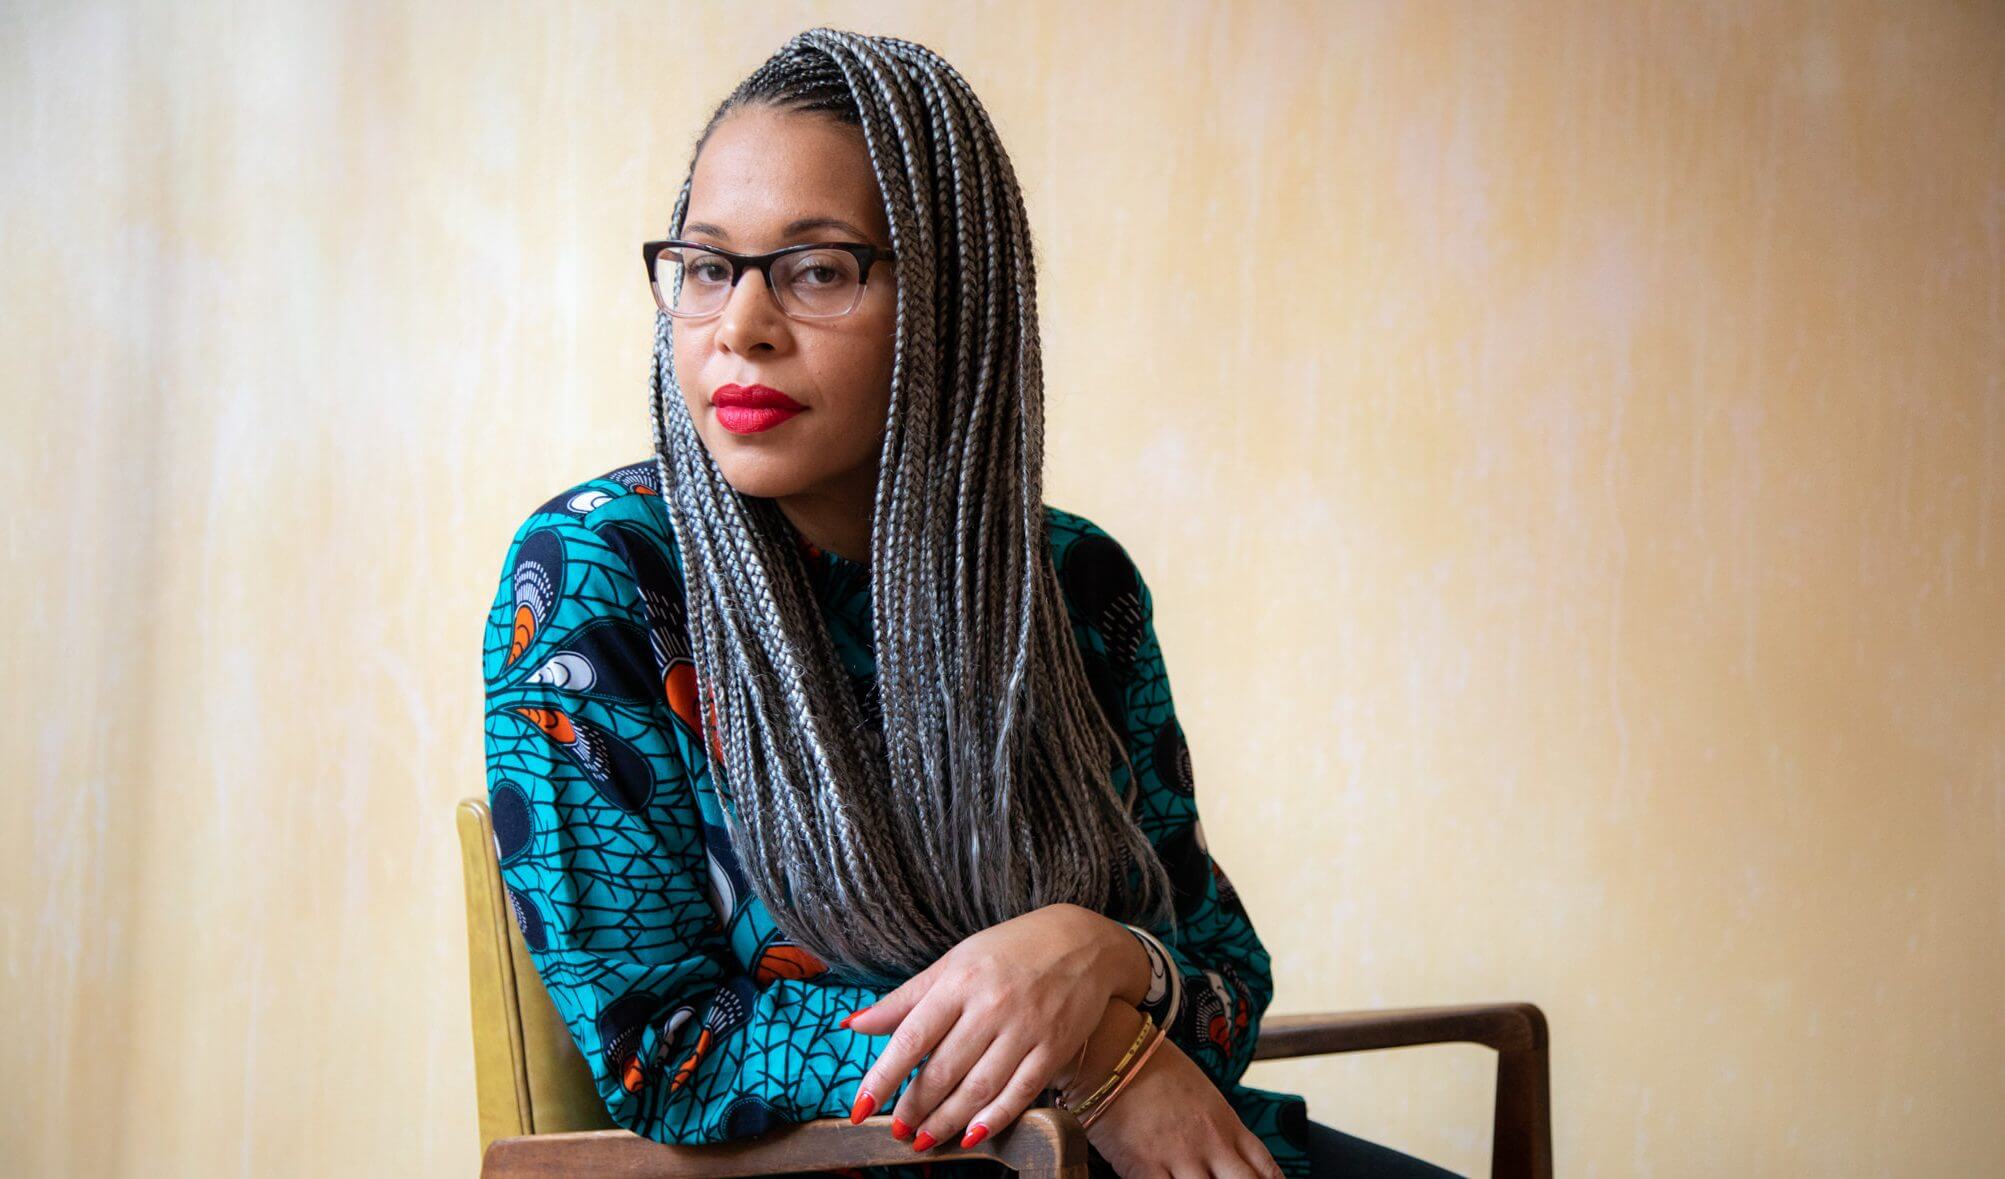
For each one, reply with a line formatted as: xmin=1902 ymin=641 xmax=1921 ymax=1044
xmin=685 ymin=108 xmax=890 ymax=247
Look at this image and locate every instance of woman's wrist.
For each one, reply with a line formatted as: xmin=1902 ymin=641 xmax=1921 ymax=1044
xmin=1056 ymin=997 xmax=1146 ymax=1096
xmin=1070 ymin=905 xmax=1156 ymax=1008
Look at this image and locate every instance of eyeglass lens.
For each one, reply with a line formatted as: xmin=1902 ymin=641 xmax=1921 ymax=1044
xmin=655 ymin=247 xmax=868 ymax=318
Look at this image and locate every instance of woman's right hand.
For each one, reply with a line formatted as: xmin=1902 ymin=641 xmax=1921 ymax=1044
xmin=1072 ymin=1010 xmax=1284 ymax=1179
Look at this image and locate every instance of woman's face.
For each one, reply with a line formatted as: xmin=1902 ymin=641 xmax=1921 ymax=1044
xmin=672 ymin=105 xmax=899 ymax=503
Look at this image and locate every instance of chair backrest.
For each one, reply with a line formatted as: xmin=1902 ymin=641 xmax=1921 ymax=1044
xmin=457 ymin=797 xmax=616 ymax=1154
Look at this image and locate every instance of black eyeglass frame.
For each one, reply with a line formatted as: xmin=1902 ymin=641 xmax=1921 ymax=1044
xmin=641 ymin=238 xmax=899 ymax=320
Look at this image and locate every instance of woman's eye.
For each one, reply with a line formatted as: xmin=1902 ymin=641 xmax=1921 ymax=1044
xmin=799 ymin=265 xmax=841 ymax=286
xmin=690 ymin=261 xmax=730 ymax=283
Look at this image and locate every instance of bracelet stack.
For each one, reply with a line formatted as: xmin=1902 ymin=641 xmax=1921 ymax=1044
xmin=1052 ymin=1009 xmax=1171 ymax=1130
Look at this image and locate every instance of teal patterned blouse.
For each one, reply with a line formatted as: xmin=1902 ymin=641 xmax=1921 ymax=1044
xmin=481 ymin=460 xmax=1312 ymax=1177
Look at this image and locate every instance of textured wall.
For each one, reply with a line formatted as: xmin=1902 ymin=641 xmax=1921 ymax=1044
xmin=5 ymin=2 xmax=2000 ymax=1175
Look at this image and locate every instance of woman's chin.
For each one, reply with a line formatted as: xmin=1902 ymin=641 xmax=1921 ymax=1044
xmin=713 ymin=456 xmax=815 ymax=501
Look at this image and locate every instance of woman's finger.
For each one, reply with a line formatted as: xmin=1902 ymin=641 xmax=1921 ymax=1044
xmin=842 ymin=953 xmax=948 ymax=1036
xmin=928 ymin=1034 xmax=1053 ymax=1149
xmin=886 ymin=1013 xmax=995 ymax=1145
xmin=851 ymin=989 xmax=959 ymax=1124
xmin=1236 ymin=1132 xmax=1284 ymax=1179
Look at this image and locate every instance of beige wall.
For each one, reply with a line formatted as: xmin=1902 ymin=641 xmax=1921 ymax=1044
xmin=6 ymin=2 xmax=2000 ymax=1175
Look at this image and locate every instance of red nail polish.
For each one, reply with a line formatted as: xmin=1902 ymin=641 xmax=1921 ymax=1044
xmin=890 ymin=1117 xmax=911 ymax=1140
xmin=838 ymin=1012 xmax=854 ymax=1029
xmin=961 ymin=1123 xmax=989 ymax=1148
xmin=912 ymin=1130 xmax=937 ymax=1152
xmin=849 ymin=1090 xmax=878 ymax=1125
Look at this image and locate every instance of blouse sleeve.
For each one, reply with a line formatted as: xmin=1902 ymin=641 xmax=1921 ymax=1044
xmin=1056 ymin=518 xmax=1278 ymax=1095
xmin=481 ymin=501 xmax=900 ymax=1144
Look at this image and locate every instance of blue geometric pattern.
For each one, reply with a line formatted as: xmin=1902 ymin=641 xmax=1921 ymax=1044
xmin=481 ymin=460 xmax=1311 ymax=1176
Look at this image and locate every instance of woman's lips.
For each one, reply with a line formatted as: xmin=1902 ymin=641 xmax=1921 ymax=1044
xmin=713 ymin=384 xmax=807 ymax=434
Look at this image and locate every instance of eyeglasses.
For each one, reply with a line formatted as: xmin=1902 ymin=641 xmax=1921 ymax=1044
xmin=642 ymin=238 xmax=898 ymax=321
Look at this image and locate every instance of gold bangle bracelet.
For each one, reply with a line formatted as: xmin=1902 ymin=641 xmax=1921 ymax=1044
xmin=1057 ymin=1013 xmax=1151 ymax=1116
xmin=1071 ymin=1016 xmax=1154 ymax=1122
xmin=1077 ymin=1013 xmax=1152 ymax=1113
xmin=1077 ymin=1017 xmax=1168 ymax=1132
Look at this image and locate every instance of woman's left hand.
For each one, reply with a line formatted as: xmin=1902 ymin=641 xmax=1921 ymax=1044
xmin=842 ymin=902 xmax=1140 ymax=1152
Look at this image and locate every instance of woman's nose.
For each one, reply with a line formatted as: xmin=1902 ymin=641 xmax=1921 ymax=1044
xmin=714 ymin=267 xmax=790 ymax=354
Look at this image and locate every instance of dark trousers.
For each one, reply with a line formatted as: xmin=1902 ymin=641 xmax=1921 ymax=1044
xmin=1304 ymin=1117 xmax=1463 ymax=1178
xmin=1074 ymin=1117 xmax=1462 ymax=1178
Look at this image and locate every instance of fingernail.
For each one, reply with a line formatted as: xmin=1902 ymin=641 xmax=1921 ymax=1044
xmin=839 ymin=1004 xmax=873 ymax=1029
xmin=838 ymin=1012 xmax=854 ymax=1029
xmin=961 ymin=1123 xmax=989 ymax=1148
xmin=890 ymin=1117 xmax=912 ymax=1140
xmin=912 ymin=1130 xmax=937 ymax=1152
xmin=849 ymin=1090 xmax=878 ymax=1125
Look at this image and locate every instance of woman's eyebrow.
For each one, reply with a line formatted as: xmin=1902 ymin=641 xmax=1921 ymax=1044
xmin=683 ymin=216 xmax=872 ymax=241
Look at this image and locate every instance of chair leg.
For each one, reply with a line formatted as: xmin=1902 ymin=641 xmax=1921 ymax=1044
xmin=1489 ymin=1006 xmax=1552 ymax=1179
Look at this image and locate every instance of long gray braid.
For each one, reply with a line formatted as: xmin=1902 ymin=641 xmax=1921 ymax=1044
xmin=648 ymin=28 xmax=1178 ymax=988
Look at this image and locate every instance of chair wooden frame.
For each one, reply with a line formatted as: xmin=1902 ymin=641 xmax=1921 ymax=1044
xmin=458 ymin=797 xmax=1552 ymax=1178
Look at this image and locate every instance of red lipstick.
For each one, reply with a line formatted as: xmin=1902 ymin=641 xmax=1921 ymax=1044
xmin=712 ymin=384 xmax=807 ymax=434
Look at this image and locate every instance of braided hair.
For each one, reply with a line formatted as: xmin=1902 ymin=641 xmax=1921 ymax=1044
xmin=649 ymin=28 xmax=1178 ymax=988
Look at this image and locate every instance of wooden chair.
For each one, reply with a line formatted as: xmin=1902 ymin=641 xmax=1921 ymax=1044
xmin=458 ymin=797 xmax=1552 ymax=1178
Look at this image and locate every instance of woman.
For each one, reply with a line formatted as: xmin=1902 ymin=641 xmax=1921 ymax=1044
xmin=482 ymin=28 xmax=1458 ymax=1179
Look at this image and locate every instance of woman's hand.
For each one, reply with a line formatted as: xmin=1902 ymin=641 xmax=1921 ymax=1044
xmin=841 ymin=902 xmax=1145 ymax=1151
xmin=1084 ymin=1033 xmax=1286 ymax=1179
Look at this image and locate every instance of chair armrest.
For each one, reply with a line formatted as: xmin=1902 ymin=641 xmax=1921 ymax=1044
xmin=1250 ymin=1002 xmax=1551 ymax=1179
xmin=1252 ymin=1002 xmax=1547 ymax=1060
xmin=481 ymin=1108 xmax=1090 ymax=1179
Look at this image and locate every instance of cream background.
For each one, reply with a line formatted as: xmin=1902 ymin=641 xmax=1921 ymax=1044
xmin=5 ymin=2 xmax=2000 ymax=1175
